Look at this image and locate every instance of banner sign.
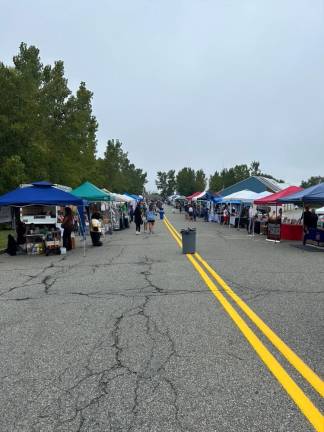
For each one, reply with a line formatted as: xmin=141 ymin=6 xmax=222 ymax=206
xmin=267 ymin=223 xmax=281 ymax=241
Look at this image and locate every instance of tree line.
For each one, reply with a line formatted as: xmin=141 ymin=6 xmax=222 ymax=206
xmin=156 ymin=161 xmax=285 ymax=198
xmin=0 ymin=43 xmax=147 ymax=195
xmin=156 ymin=161 xmax=323 ymax=198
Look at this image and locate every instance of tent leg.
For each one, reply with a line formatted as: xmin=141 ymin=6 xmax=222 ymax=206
xmin=83 ymin=236 xmax=86 ymax=257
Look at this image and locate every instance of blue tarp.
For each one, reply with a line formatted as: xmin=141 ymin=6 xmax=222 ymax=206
xmin=278 ymin=183 xmax=324 ymax=204
xmin=0 ymin=181 xmax=84 ymax=207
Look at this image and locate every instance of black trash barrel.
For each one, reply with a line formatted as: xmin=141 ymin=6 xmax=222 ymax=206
xmin=181 ymin=228 xmax=196 ymax=254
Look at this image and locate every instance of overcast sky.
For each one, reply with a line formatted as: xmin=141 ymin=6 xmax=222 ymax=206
xmin=1 ymin=0 xmax=324 ymax=190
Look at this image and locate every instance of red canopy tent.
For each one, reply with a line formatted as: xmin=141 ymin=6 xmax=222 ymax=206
xmin=254 ymin=186 xmax=304 ymax=242
xmin=254 ymin=186 xmax=303 ymax=205
xmin=186 ymin=192 xmax=202 ymax=201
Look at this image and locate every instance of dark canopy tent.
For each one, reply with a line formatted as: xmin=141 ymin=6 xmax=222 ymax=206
xmin=0 ymin=181 xmax=83 ymax=207
xmin=278 ymin=183 xmax=324 ymax=205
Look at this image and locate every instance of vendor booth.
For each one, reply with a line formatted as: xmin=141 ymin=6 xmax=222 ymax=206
xmin=279 ymin=183 xmax=324 ymax=247
xmin=254 ymin=186 xmax=304 ymax=241
xmin=0 ymin=181 xmax=83 ymax=255
xmin=220 ymin=190 xmax=272 ymax=228
xmin=72 ymin=182 xmax=115 ymax=234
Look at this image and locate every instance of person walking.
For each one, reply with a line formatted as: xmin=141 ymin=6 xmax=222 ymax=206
xmin=302 ymin=206 xmax=313 ymax=245
xmin=62 ymin=207 xmax=74 ymax=251
xmin=134 ymin=203 xmax=143 ymax=235
xmin=159 ymin=205 xmax=165 ymax=220
xmin=146 ymin=204 xmax=156 ymax=234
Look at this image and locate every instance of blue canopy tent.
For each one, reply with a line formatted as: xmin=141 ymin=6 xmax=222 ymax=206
xmin=124 ymin=193 xmax=142 ymax=201
xmin=278 ymin=183 xmax=324 ymax=204
xmin=0 ymin=181 xmax=86 ymax=255
xmin=0 ymin=181 xmax=84 ymax=207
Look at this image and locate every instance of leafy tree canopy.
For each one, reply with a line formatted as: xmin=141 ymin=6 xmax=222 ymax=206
xmin=301 ymin=176 xmax=324 ymax=188
xmin=0 ymin=43 xmax=146 ymax=195
xmin=155 ymin=169 xmax=176 ymax=198
xmin=209 ymin=161 xmax=284 ymax=192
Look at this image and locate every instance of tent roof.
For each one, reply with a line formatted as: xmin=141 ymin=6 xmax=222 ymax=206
xmin=112 ymin=193 xmax=133 ymax=202
xmin=316 ymin=207 xmax=324 ymax=214
xmin=222 ymin=190 xmax=271 ymax=203
xmin=124 ymin=193 xmax=142 ymax=201
xmin=254 ymin=186 xmax=303 ymax=205
xmin=186 ymin=191 xmax=202 ymax=200
xmin=278 ymin=183 xmax=324 ymax=204
xmin=0 ymin=183 xmax=83 ymax=207
xmin=192 ymin=191 xmax=208 ymax=201
xmin=72 ymin=181 xmax=114 ymax=202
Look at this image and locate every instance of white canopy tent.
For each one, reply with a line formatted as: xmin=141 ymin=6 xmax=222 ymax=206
xmin=112 ymin=193 xmax=133 ymax=203
xmin=222 ymin=190 xmax=272 ymax=203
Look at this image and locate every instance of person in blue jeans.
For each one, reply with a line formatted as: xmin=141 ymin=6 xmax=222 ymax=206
xmin=146 ymin=204 xmax=156 ymax=234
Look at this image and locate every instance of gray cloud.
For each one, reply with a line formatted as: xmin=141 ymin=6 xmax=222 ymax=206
xmin=1 ymin=0 xmax=323 ymax=189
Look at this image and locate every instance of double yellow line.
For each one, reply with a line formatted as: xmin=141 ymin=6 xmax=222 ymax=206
xmin=163 ymin=216 xmax=324 ymax=432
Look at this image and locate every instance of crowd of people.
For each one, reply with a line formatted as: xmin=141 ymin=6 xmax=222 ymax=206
xmin=129 ymin=201 xmax=164 ymax=235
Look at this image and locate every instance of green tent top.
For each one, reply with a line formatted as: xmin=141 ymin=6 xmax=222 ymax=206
xmin=72 ymin=181 xmax=114 ymax=202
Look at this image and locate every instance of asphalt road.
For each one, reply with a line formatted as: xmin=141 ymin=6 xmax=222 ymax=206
xmin=0 ymin=208 xmax=323 ymax=431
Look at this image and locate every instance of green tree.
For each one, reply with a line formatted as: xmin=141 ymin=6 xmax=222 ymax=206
xmin=195 ymin=169 xmax=207 ymax=191
xmin=250 ymin=161 xmax=261 ymax=176
xmin=166 ymin=170 xmax=177 ymax=196
xmin=301 ymin=176 xmax=324 ymax=188
xmin=155 ymin=171 xmax=168 ymax=198
xmin=0 ymin=155 xmax=26 ymax=194
xmin=176 ymin=167 xmax=196 ymax=196
xmin=99 ymin=139 xmax=147 ymax=194
xmin=209 ymin=171 xmax=223 ymax=192
xmin=0 ymin=43 xmax=99 ymax=190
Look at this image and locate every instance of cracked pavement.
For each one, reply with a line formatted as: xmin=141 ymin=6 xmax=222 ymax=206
xmin=0 ymin=209 xmax=323 ymax=431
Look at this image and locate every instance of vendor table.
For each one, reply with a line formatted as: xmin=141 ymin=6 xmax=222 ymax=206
xmin=280 ymin=224 xmax=303 ymax=241
xmin=26 ymin=234 xmax=45 ymax=255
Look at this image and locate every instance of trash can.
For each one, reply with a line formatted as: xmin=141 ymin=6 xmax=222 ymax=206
xmin=159 ymin=210 xmax=165 ymax=220
xmin=181 ymin=228 xmax=196 ymax=254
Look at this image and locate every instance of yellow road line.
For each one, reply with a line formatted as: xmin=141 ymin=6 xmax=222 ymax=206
xmin=164 ymin=216 xmax=324 ymax=398
xmin=163 ymin=218 xmax=324 ymax=432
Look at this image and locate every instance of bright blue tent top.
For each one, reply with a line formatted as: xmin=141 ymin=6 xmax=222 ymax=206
xmin=0 ymin=182 xmax=84 ymax=207
xmin=212 ymin=196 xmax=223 ymax=203
xmin=278 ymin=183 xmax=324 ymax=204
xmin=124 ymin=193 xmax=141 ymax=201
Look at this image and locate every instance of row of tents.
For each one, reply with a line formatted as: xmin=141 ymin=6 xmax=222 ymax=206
xmin=0 ymin=181 xmax=143 ymax=208
xmin=180 ymin=183 xmax=324 ymax=207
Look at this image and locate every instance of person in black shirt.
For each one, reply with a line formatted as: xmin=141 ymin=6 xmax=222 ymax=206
xmin=302 ymin=206 xmax=313 ymax=245
xmin=311 ymin=209 xmax=318 ymax=228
